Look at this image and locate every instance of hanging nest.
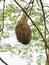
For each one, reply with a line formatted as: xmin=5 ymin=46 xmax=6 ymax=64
xmin=15 ymin=13 xmax=32 ymax=45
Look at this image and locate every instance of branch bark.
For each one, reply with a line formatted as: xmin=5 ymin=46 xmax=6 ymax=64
xmin=0 ymin=57 xmax=8 ymax=65
xmin=40 ymin=0 xmax=49 ymax=65
xmin=14 ymin=0 xmax=49 ymax=48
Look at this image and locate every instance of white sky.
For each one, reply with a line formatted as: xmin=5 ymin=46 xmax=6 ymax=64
xmin=0 ymin=52 xmax=27 ymax=65
xmin=0 ymin=0 xmax=49 ymax=65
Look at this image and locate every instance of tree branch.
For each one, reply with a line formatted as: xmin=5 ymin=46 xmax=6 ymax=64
xmin=14 ymin=0 xmax=48 ymax=45
xmin=40 ymin=0 xmax=49 ymax=65
xmin=29 ymin=0 xmax=34 ymax=15
xmin=0 ymin=57 xmax=8 ymax=65
xmin=40 ymin=0 xmax=46 ymax=38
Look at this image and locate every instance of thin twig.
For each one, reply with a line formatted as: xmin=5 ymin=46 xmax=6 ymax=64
xmin=0 ymin=57 xmax=8 ymax=65
xmin=40 ymin=0 xmax=49 ymax=65
xmin=44 ymin=5 xmax=49 ymax=8
xmin=29 ymin=0 xmax=34 ymax=15
xmin=46 ymin=27 xmax=49 ymax=34
xmin=36 ymin=0 xmax=40 ymax=7
xmin=14 ymin=0 xmax=49 ymax=48
xmin=20 ymin=0 xmax=28 ymax=4
xmin=46 ymin=15 xmax=49 ymax=18
xmin=40 ymin=0 xmax=46 ymax=38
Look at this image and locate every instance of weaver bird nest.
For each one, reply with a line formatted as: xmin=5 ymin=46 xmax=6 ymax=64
xmin=15 ymin=13 xmax=32 ymax=45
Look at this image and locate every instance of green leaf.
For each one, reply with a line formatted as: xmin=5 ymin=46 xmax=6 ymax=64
xmin=17 ymin=20 xmax=22 ymax=25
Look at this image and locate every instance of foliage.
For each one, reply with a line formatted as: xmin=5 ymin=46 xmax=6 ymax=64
xmin=0 ymin=0 xmax=49 ymax=65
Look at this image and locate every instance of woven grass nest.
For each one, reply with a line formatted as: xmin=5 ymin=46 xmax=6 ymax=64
xmin=15 ymin=13 xmax=32 ymax=45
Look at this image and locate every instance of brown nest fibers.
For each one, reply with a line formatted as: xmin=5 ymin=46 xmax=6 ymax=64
xmin=15 ymin=13 xmax=32 ymax=45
